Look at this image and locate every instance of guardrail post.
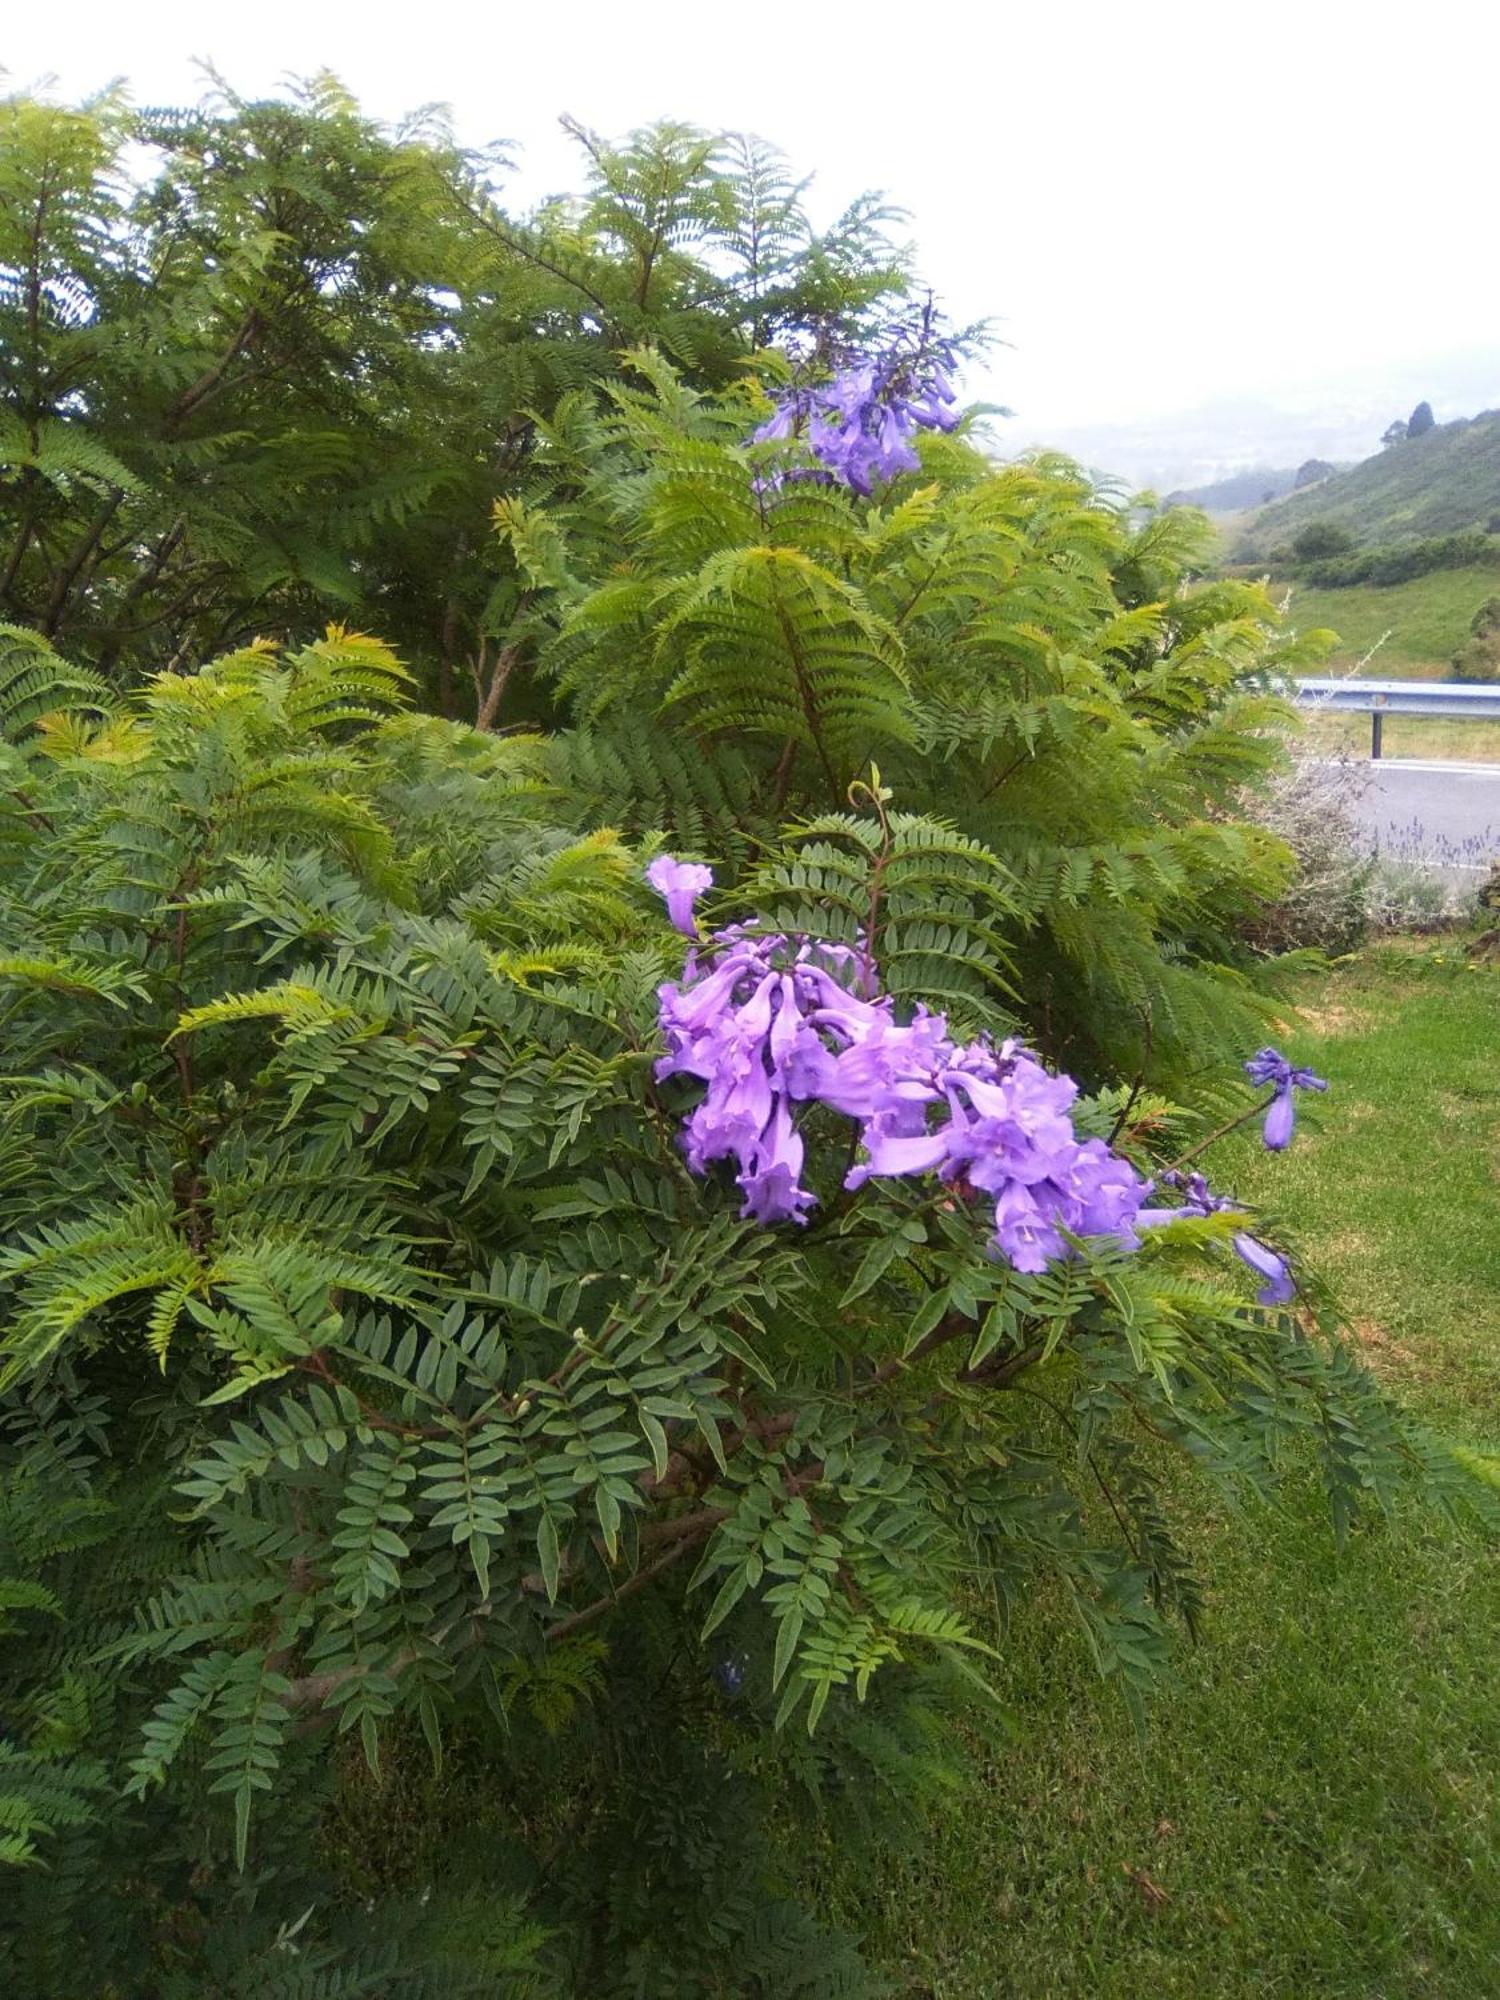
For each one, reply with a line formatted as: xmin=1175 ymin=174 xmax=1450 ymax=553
xmin=1371 ymin=710 xmax=1383 ymax=760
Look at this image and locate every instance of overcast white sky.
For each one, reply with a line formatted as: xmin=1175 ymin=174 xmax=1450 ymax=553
xmin=6 ymin=0 xmax=1498 ymax=481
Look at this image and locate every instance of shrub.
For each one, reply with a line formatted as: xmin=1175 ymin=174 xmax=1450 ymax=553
xmin=1292 ymin=522 xmax=1356 ymax=562
xmin=1303 ymin=530 xmax=1498 ymax=589
xmin=1451 ymin=595 xmax=1500 ymax=681
xmin=0 ymin=611 xmax=1481 ymax=1989
xmin=1243 ymin=745 xmax=1374 ymax=954
xmin=6 ymin=326 xmax=1497 ymax=1987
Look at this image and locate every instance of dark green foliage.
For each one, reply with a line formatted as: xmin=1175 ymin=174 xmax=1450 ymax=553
xmin=1291 ymin=521 xmax=1356 ymax=562
xmin=1301 ymin=528 xmax=1498 ymax=589
xmin=0 ymin=623 xmax=1475 ymax=1986
xmin=1407 ymin=399 xmax=1436 ymax=439
xmin=0 ymin=79 xmax=905 ymax=704
xmin=1451 ymin=593 xmax=1500 ymax=681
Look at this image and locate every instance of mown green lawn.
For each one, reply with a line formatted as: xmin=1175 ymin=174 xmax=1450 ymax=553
xmin=1281 ymin=565 xmax=1499 ymax=679
xmin=834 ymin=945 xmax=1500 ymax=1997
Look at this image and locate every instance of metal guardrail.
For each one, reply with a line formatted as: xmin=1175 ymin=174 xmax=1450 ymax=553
xmin=1293 ymin=677 xmax=1500 ymax=759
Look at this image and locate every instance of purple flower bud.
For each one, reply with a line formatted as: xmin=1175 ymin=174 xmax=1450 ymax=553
xmin=1243 ymin=1048 xmax=1326 ymax=1151
xmin=1262 ymin=1087 xmax=1296 ymax=1152
xmin=713 ymin=1651 xmax=749 ymax=1697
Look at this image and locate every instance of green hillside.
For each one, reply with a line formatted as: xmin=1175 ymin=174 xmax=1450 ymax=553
xmin=1281 ymin=564 xmax=1499 ymax=675
xmin=1235 ymin=409 xmax=1500 ymax=553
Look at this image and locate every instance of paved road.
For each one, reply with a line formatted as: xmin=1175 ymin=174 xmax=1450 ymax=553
xmin=1340 ymin=760 xmax=1500 ymax=865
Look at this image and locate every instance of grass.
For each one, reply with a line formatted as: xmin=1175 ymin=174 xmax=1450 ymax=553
xmin=1280 ymin=565 xmax=1499 ymax=677
xmin=835 ymin=944 xmax=1500 ymax=1997
xmin=1295 ymin=707 xmax=1500 ymax=764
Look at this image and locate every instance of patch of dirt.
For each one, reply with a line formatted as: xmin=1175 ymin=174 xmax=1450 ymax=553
xmin=1321 ymin=1228 xmax=1376 ymax=1262
xmin=1348 ymin=1317 xmax=1427 ymax=1379
xmin=1296 ymin=1002 xmax=1372 ymax=1037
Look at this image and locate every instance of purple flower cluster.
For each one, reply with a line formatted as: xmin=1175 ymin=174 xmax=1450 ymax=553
xmin=1137 ymin=1172 xmax=1296 ymax=1307
xmin=1244 ymin=1047 xmax=1328 ymax=1151
xmin=649 ymin=861 xmax=1146 ymax=1272
xmin=752 ymin=309 xmax=961 ymax=497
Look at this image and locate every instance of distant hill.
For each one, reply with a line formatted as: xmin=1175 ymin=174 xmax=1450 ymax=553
xmin=1165 ymin=466 xmax=1299 ymax=512
xmin=1234 ymin=410 xmax=1500 ymax=554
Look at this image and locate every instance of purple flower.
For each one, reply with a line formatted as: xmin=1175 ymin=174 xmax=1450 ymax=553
xmin=646 ymin=855 xmax=714 ymax=937
xmin=1243 ymin=1047 xmax=1327 ymax=1152
xmin=736 ymin=1097 xmax=816 ymax=1226
xmin=841 ymin=1036 xmax=1147 ymax=1264
xmin=1138 ymin=1172 xmax=1297 ymax=1307
xmin=751 ymin=305 xmax=963 ymax=497
xmin=991 ymin=1184 xmax=1068 ymax=1274
xmin=1232 ymin=1232 xmax=1296 ymax=1307
xmin=654 ymin=903 xmax=1156 ymax=1274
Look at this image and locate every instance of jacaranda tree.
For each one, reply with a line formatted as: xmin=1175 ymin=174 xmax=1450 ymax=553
xmin=0 ymin=94 xmax=1493 ymax=1997
xmin=0 ymin=606 xmax=1486 ymax=1993
xmin=0 ymin=77 xmax=904 ymax=702
xmin=486 ymin=322 xmax=1325 ymax=1095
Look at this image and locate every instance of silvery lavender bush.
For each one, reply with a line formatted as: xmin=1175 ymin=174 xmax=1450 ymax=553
xmin=1243 ymin=742 xmax=1375 ymax=954
xmin=1366 ymin=816 xmax=1500 ymax=931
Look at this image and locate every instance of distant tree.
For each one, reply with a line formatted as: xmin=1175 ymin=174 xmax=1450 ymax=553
xmin=1292 ymin=521 xmax=1356 ymax=562
xmin=1381 ymin=419 xmax=1409 ymax=448
xmin=1407 ymin=400 xmax=1436 ymax=438
xmin=1294 ymin=458 xmax=1334 ymax=489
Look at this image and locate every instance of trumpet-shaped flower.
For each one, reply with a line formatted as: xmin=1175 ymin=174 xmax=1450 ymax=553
xmin=646 ymin=855 xmax=714 ymax=937
xmin=1138 ymin=1172 xmax=1297 ymax=1307
xmin=751 ymin=302 xmax=963 ymax=495
xmin=655 ymin=912 xmax=1149 ymax=1269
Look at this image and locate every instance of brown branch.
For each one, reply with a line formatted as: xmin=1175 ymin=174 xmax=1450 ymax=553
xmin=858 ymin=1310 xmax=973 ymax=1391
xmin=40 ymin=487 xmax=126 ymax=637
xmin=1162 ymin=1094 xmax=1274 ymax=1175
xmin=0 ymin=484 xmax=40 ymax=603
xmin=166 ymin=308 xmax=263 ymax=431
xmin=770 ymin=589 xmax=841 ymax=804
xmin=542 ymin=1533 xmax=704 ymax=1644
xmin=5 ymin=786 xmax=54 ymax=835
xmin=284 ymin=1517 xmax=722 ymax=1710
xmin=958 ymin=1337 xmax=1046 ymax=1389
xmin=977 ymin=747 xmax=1033 ymax=804
xmin=473 ymin=638 xmax=525 ymax=731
